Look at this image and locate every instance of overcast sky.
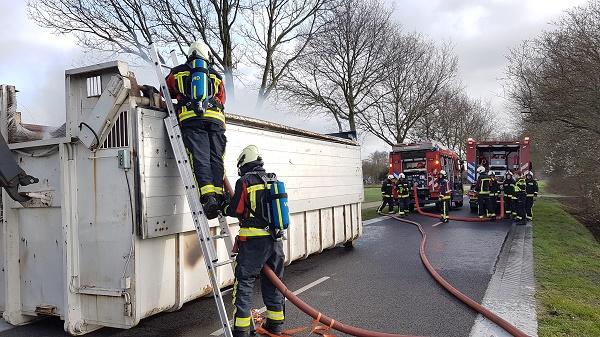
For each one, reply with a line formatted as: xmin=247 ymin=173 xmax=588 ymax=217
xmin=0 ymin=0 xmax=587 ymax=156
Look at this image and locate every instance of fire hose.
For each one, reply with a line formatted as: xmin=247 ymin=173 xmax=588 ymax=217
xmin=412 ymin=186 xmax=504 ymax=222
xmin=227 ymin=178 xmax=529 ymax=337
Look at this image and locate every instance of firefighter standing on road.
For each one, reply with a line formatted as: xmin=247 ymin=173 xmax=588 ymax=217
xmin=475 ymin=166 xmax=492 ymax=219
xmin=525 ymin=171 xmax=539 ymax=221
xmin=396 ymin=173 xmax=410 ymax=217
xmin=513 ymin=172 xmax=528 ymax=225
xmin=378 ymin=175 xmax=395 ymax=214
xmin=503 ymin=171 xmax=516 ymax=218
xmin=437 ymin=170 xmax=452 ymax=223
xmin=166 ymin=40 xmax=227 ymax=219
xmin=489 ymin=171 xmax=499 ymax=221
xmin=223 ymin=145 xmax=285 ymax=337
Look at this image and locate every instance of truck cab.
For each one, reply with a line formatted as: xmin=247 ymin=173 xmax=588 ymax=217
xmin=389 ymin=141 xmax=464 ymax=211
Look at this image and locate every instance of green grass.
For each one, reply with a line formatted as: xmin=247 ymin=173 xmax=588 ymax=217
xmin=362 ymin=207 xmax=382 ymax=221
xmin=533 ymin=197 xmax=600 ymax=337
xmin=364 ymin=186 xmax=381 ymax=203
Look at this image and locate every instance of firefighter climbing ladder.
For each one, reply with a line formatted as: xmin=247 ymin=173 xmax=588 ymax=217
xmin=149 ymin=44 xmax=236 ymax=337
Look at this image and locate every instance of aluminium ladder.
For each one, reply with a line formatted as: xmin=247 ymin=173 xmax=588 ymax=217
xmin=149 ymin=44 xmax=236 ymax=337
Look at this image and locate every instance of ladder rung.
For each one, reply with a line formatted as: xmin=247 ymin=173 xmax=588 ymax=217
xmin=221 ymin=288 xmax=234 ymax=296
xmin=212 ymin=234 xmax=230 ymax=240
xmin=212 ymin=259 xmax=235 ymax=268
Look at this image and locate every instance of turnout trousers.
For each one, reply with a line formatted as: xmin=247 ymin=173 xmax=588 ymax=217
xmin=504 ymin=195 xmax=514 ymax=216
xmin=515 ymin=193 xmax=527 ymax=224
xmin=398 ymin=196 xmax=410 ymax=215
xmin=440 ymin=196 xmax=451 ymax=222
xmin=378 ymin=197 xmax=395 ymax=213
xmin=180 ymin=120 xmax=227 ymax=199
xmin=526 ymin=196 xmax=535 ymax=220
xmin=477 ymin=194 xmax=492 ymax=218
xmin=233 ymin=237 xmax=285 ymax=333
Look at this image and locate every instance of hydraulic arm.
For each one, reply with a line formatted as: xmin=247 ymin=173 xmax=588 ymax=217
xmin=0 ymin=134 xmax=38 ymax=202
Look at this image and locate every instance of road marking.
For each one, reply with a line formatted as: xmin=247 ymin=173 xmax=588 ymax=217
xmin=432 ymin=221 xmax=444 ymax=227
xmin=210 ymin=276 xmax=330 ymax=335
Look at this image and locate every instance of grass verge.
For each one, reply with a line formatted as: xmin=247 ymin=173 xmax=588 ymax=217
xmin=364 ymin=186 xmax=381 ymax=203
xmin=533 ymin=198 xmax=600 ymax=337
xmin=361 ymin=207 xmax=382 ymax=221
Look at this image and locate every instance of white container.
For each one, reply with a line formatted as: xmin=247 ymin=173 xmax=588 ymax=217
xmin=0 ymin=62 xmax=363 ymax=334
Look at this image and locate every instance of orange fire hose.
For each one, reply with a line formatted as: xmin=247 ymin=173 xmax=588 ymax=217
xmin=412 ymin=186 xmax=504 ymax=222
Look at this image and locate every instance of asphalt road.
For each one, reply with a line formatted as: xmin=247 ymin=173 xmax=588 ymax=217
xmin=0 ymin=202 xmax=512 ymax=337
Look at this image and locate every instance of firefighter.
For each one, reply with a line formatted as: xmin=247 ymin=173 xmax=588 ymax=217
xmin=488 ymin=171 xmax=499 ymax=221
xmin=524 ymin=171 xmax=539 ymax=221
xmin=166 ymin=40 xmax=227 ymax=219
xmin=474 ymin=166 xmax=491 ymax=219
xmin=392 ymin=176 xmax=399 ymax=213
xmin=512 ymin=172 xmax=527 ymax=225
xmin=378 ymin=175 xmax=395 ymax=214
xmin=396 ymin=173 xmax=410 ymax=216
xmin=223 ymin=145 xmax=285 ymax=337
xmin=437 ymin=170 xmax=452 ymax=223
xmin=503 ymin=171 xmax=516 ymax=218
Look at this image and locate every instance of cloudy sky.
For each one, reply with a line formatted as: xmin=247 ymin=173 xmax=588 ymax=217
xmin=0 ymin=0 xmax=587 ymax=155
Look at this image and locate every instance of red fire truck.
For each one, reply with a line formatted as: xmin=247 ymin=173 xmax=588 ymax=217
xmin=389 ymin=141 xmax=464 ymax=210
xmin=466 ymin=137 xmax=532 ymax=212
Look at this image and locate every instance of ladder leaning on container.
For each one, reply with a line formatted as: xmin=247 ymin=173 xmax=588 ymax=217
xmin=149 ymin=44 xmax=237 ymax=337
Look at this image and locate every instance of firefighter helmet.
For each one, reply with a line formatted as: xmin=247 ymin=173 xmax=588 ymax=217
xmin=489 ymin=171 xmax=495 ymax=176
xmin=439 ymin=170 xmax=447 ymax=177
xmin=188 ymin=40 xmax=211 ymax=60
xmin=399 ymin=173 xmax=406 ymax=179
xmin=387 ymin=174 xmax=394 ymax=180
xmin=505 ymin=171 xmax=513 ymax=178
xmin=237 ymin=145 xmax=262 ymax=169
xmin=477 ymin=166 xmax=486 ymax=173
xmin=524 ymin=170 xmax=533 ymax=178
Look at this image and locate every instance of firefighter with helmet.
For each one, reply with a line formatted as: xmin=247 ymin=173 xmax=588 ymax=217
xmin=503 ymin=171 xmax=516 ymax=218
xmin=166 ymin=40 xmax=227 ymax=219
xmin=223 ymin=145 xmax=285 ymax=337
xmin=378 ymin=175 xmax=395 ymax=214
xmin=524 ymin=171 xmax=539 ymax=221
xmin=474 ymin=166 xmax=493 ymax=219
xmin=513 ymin=172 xmax=528 ymax=225
xmin=437 ymin=170 xmax=452 ymax=223
xmin=396 ymin=173 xmax=410 ymax=217
xmin=488 ymin=171 xmax=499 ymax=221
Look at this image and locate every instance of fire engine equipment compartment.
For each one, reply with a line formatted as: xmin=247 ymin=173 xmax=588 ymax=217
xmin=0 ymin=61 xmax=363 ymax=335
xmin=389 ymin=141 xmax=464 ymax=210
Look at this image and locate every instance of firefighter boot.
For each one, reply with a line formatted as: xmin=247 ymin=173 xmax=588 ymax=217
xmin=263 ymin=320 xmax=284 ymax=335
xmin=202 ymin=193 xmax=219 ymax=220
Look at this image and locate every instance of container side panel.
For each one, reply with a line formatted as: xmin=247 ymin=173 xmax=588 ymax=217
xmin=305 ymin=210 xmax=320 ymax=256
xmin=333 ymin=206 xmax=346 ymax=243
xmin=19 ymin=208 xmax=64 ymax=314
xmin=320 ymin=208 xmax=334 ymax=250
xmin=287 ymin=213 xmax=306 ymax=262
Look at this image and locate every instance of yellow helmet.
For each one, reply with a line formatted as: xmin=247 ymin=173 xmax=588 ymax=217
xmin=237 ymin=145 xmax=262 ymax=168
xmin=188 ymin=40 xmax=211 ymax=60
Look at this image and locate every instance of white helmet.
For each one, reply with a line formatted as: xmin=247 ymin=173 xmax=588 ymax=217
xmin=477 ymin=166 xmax=486 ymax=173
xmin=188 ymin=40 xmax=211 ymax=60
xmin=399 ymin=173 xmax=406 ymax=179
xmin=488 ymin=171 xmax=495 ymax=176
xmin=387 ymin=174 xmax=394 ymax=180
xmin=505 ymin=171 xmax=513 ymax=177
xmin=237 ymin=145 xmax=262 ymax=168
xmin=439 ymin=170 xmax=447 ymax=177
xmin=524 ymin=170 xmax=533 ymax=178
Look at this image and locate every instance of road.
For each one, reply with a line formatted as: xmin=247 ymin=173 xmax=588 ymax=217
xmin=0 ymin=203 xmax=513 ymax=337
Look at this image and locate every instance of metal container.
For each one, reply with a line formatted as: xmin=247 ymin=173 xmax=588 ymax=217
xmin=0 ymin=62 xmax=363 ymax=334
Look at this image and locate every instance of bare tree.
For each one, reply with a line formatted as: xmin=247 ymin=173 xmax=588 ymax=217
xmin=357 ymin=33 xmax=459 ymax=145
xmin=362 ymin=150 xmax=389 ymax=184
xmin=28 ymin=0 xmax=242 ymax=92
xmin=280 ymin=0 xmax=392 ymax=131
xmin=242 ymin=0 xmax=337 ymax=107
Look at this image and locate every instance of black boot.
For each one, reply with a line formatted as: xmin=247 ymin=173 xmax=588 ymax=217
xmin=264 ymin=320 xmax=284 ymax=335
xmin=232 ymin=329 xmax=250 ymax=337
xmin=201 ymin=194 xmax=219 ymax=220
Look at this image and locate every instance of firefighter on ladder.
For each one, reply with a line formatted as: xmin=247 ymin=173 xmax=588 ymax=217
xmin=223 ymin=145 xmax=285 ymax=337
xmin=166 ymin=40 xmax=227 ymax=219
xmin=514 ymin=172 xmax=528 ymax=225
xmin=396 ymin=173 xmax=410 ymax=217
xmin=378 ymin=175 xmax=395 ymax=214
xmin=503 ymin=171 xmax=516 ymax=218
xmin=475 ymin=166 xmax=493 ymax=219
xmin=437 ymin=170 xmax=452 ymax=223
xmin=524 ymin=171 xmax=539 ymax=221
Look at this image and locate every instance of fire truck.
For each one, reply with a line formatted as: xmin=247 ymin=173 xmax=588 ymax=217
xmin=389 ymin=141 xmax=464 ymax=210
xmin=466 ymin=137 xmax=532 ymax=212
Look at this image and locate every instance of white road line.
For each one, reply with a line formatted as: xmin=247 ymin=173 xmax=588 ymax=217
xmin=210 ymin=276 xmax=330 ymax=336
xmin=432 ymin=221 xmax=444 ymax=227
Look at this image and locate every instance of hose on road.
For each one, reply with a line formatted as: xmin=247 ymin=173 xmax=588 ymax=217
xmin=391 ymin=216 xmax=530 ymax=337
xmin=412 ymin=186 xmax=504 ymax=222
